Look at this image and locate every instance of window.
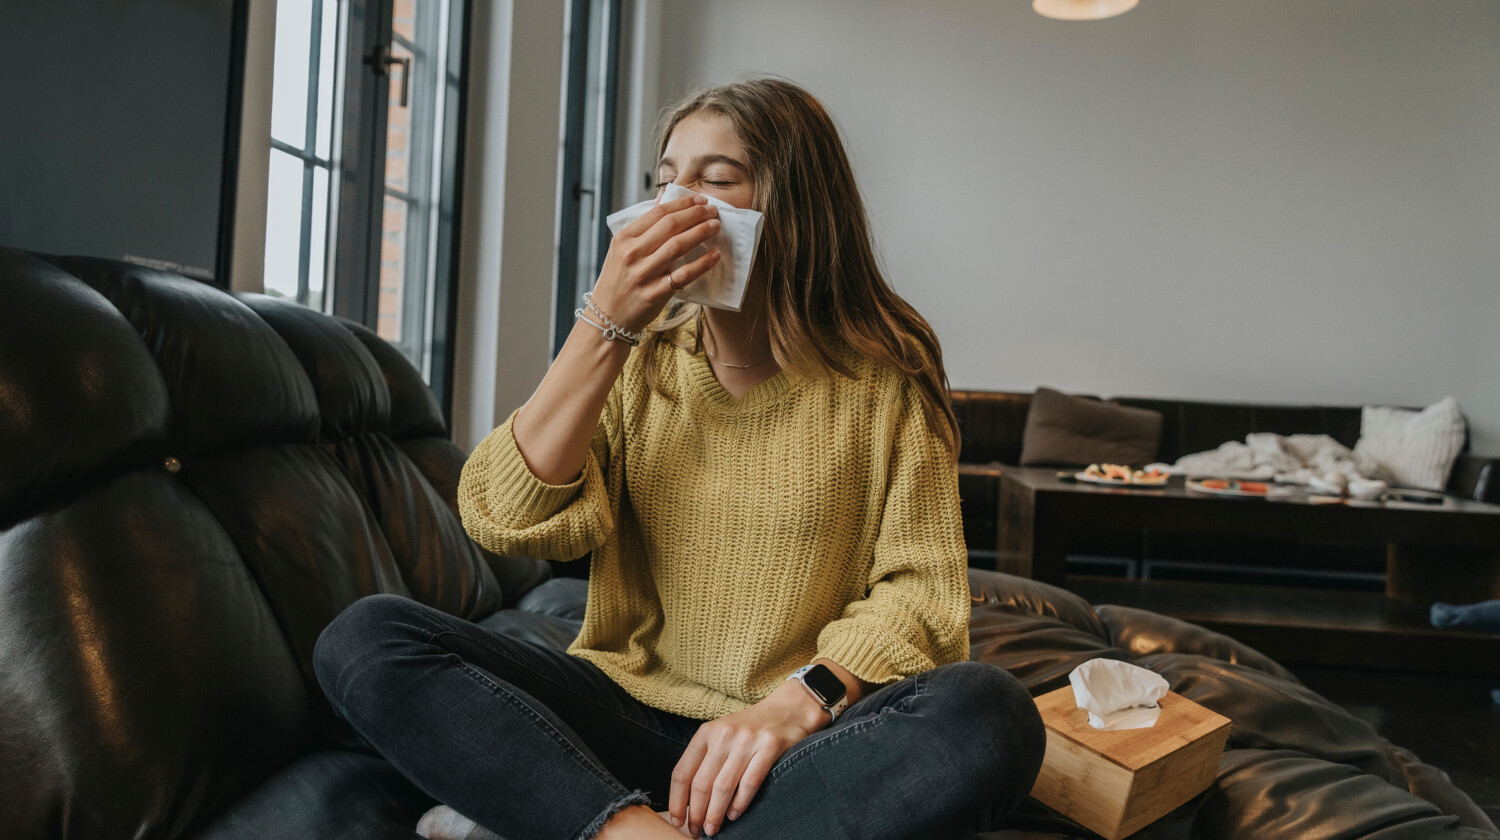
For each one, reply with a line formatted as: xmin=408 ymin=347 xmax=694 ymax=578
xmin=379 ymin=0 xmax=452 ymax=369
xmin=263 ymin=0 xmax=469 ymax=417
xmin=265 ymin=0 xmax=341 ymax=311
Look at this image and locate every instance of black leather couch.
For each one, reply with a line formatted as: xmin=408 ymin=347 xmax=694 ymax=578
xmin=2 ymin=249 xmax=1495 ymax=839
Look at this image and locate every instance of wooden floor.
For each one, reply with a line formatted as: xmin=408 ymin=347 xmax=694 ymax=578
xmin=1067 ymin=574 xmax=1500 ymax=676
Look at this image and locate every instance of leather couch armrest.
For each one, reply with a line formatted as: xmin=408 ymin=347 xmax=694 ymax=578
xmin=1448 ymin=454 xmax=1498 ymax=504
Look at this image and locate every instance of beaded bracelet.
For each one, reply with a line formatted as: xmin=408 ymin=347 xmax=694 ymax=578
xmin=579 ymin=291 xmax=646 ymax=345
xmin=575 ymin=306 xmax=641 ymax=346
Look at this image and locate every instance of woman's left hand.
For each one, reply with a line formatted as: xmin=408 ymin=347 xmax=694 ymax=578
xmin=667 ymin=681 xmax=828 ymax=836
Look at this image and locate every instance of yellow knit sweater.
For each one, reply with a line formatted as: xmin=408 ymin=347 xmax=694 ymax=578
xmin=456 ymin=331 xmax=971 ymax=721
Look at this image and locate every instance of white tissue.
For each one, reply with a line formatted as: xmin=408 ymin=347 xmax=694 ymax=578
xmin=604 ymin=183 xmax=765 ymax=312
xmin=1069 ymin=659 xmax=1170 ymax=731
xmin=1308 ymin=472 xmax=1348 ymax=496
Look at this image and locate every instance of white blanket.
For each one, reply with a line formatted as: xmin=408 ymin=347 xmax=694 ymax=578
xmin=1148 ymin=433 xmax=1388 ymax=489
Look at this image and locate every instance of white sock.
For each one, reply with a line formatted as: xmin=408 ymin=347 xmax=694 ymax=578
xmin=415 ymin=805 xmax=504 ymax=840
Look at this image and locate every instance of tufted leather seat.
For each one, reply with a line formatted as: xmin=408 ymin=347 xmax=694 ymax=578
xmin=967 ymin=570 xmax=1498 ymax=838
xmin=1 ymin=249 xmax=1494 ymax=839
xmin=0 ymin=248 xmax=548 ymax=838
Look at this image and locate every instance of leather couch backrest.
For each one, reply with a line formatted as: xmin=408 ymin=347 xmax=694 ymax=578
xmin=950 ymin=390 xmax=1036 ymax=465
xmin=951 ymin=390 xmax=1112 ymax=465
xmin=1112 ymin=397 xmax=1366 ymax=464
xmin=952 ymin=389 xmax=1470 ymax=466
xmin=950 ymin=388 xmax=1488 ymax=499
xmin=0 ymin=249 xmax=546 ymax=839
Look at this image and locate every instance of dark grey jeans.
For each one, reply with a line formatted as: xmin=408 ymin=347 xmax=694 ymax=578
xmin=313 ymin=593 xmax=1045 ymax=840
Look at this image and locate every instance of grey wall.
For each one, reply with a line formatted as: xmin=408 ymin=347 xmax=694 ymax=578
xmin=1 ymin=0 xmax=240 ymax=282
xmin=450 ymin=0 xmax=567 ymax=453
xmin=658 ymin=0 xmax=1500 ymax=455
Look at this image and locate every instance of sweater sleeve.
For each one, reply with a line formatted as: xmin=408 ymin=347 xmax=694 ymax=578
xmin=814 ymin=381 xmax=971 ymax=686
xmin=456 ymin=385 xmax=622 ymax=561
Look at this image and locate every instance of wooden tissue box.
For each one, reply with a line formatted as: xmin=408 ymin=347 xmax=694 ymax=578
xmin=1029 ymin=685 xmax=1231 ymax=840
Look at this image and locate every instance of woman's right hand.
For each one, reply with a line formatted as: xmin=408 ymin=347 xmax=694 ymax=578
xmin=589 ymin=194 xmax=722 ymax=332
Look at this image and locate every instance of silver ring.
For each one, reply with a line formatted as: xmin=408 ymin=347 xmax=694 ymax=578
xmin=667 ymin=269 xmax=684 ymax=292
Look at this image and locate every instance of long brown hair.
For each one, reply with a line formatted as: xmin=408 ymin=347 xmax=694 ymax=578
xmin=642 ymin=78 xmax=960 ymax=455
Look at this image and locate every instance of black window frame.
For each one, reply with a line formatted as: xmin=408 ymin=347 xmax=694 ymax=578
xmin=555 ymin=0 xmax=623 ymax=357
xmin=268 ymin=0 xmax=336 ymax=309
xmin=257 ymin=0 xmax=469 ymax=429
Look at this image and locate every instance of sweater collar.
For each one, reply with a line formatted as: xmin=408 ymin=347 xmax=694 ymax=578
xmin=671 ymin=322 xmax=793 ymax=412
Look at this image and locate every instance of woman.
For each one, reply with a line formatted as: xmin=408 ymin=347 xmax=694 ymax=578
xmin=314 ymin=78 xmax=1044 ymax=840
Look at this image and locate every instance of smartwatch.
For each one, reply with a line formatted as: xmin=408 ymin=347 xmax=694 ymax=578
xmin=786 ymin=664 xmax=850 ymax=723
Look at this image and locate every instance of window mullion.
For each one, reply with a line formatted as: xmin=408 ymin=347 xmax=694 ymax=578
xmin=303 ymin=0 xmax=324 ymax=157
xmin=298 ymin=162 xmax=315 ymax=304
xmin=592 ymin=0 xmax=621 ymax=278
xmin=271 ymin=138 xmax=330 ymax=168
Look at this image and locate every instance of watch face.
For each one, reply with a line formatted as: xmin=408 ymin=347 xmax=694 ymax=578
xmin=803 ymin=665 xmax=847 ymax=704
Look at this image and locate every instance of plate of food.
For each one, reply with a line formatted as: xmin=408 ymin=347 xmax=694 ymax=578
xmin=1075 ymin=463 xmax=1170 ymax=486
xmin=1186 ymin=477 xmax=1272 ymax=497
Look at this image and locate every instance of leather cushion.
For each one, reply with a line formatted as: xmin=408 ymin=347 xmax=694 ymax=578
xmin=0 ymin=471 xmax=309 ymax=839
xmin=36 ymin=254 xmax=320 ymax=459
xmin=397 ymin=435 xmax=553 ymax=607
xmin=1019 ymin=387 xmax=1163 ymax=467
xmin=235 ymin=293 xmax=391 ymax=443
xmin=330 ymin=432 xmax=503 ymax=619
xmin=476 ymin=606 xmax=586 ymax=652
xmin=514 ymin=576 xmax=590 ymax=622
xmin=968 ymin=603 xmax=1130 ymax=695
xmin=338 ymin=317 xmax=447 ymax=441
xmin=0 ymin=249 xmax=169 ymax=528
xmin=1095 ymin=604 xmax=1298 ymax=684
xmin=1386 ymin=744 xmax=1500 ymax=831
xmin=193 ymin=750 xmax=435 ymax=840
xmin=1135 ymin=652 xmax=1397 ymax=779
xmin=1202 ymin=749 xmax=1498 ymax=839
xmin=968 ymin=568 xmax=1109 ymax=639
xmin=177 ymin=443 xmax=410 ymax=717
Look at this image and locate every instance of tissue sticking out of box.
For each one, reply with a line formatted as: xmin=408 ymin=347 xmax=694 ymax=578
xmin=1069 ymin=659 xmax=1170 ymax=731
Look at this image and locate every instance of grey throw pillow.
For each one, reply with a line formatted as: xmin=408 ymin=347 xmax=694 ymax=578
xmin=1019 ymin=387 xmax=1164 ymax=467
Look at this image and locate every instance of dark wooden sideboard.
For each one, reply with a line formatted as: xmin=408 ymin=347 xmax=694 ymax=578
xmin=996 ymin=467 xmax=1500 ymax=675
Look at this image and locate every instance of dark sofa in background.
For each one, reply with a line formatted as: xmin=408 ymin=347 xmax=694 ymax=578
xmin=952 ymin=389 xmax=1500 ymax=575
xmin=2 ymin=248 xmax=1495 ymax=839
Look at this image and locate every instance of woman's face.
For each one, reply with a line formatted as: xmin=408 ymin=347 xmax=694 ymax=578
xmin=657 ymin=112 xmax=755 ymax=210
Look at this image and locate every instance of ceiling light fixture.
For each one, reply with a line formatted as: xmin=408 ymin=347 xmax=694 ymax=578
xmin=1033 ymin=0 xmax=1138 ymax=21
